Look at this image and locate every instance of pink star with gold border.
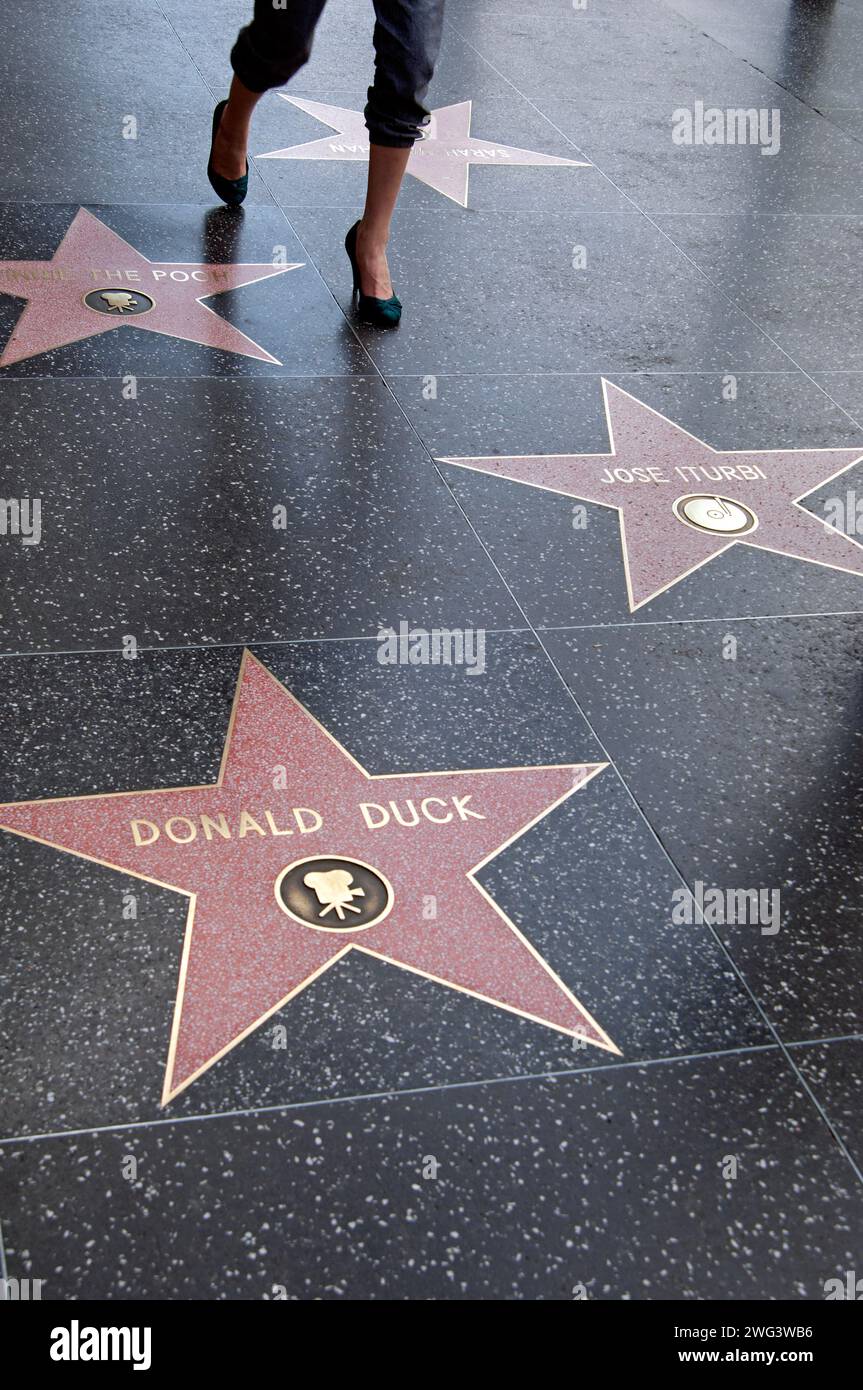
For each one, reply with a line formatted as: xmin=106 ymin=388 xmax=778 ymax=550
xmin=442 ymin=379 xmax=863 ymax=610
xmin=0 ymin=653 xmax=617 ymax=1102
xmin=0 ymin=208 xmax=301 ymax=366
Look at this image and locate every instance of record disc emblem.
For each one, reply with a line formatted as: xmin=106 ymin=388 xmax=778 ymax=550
xmin=673 ymin=493 xmax=758 ymax=535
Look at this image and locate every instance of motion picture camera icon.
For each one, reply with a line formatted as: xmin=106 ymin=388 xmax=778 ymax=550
xmin=274 ymin=855 xmax=394 ymax=932
xmin=83 ymin=287 xmax=155 ymax=316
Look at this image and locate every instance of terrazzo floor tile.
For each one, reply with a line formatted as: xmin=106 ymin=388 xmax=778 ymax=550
xmin=0 ymin=638 xmax=765 ymax=1136
xmin=0 ymin=1 xmax=202 ymax=109
xmin=1 ymin=1050 xmax=859 ymax=1299
xmin=290 ymin=208 xmax=788 ymax=376
xmin=0 ymin=0 xmax=272 ymax=210
xmin=660 ymin=0 xmax=863 ymax=110
xmin=791 ymin=1038 xmax=863 ymax=1174
xmin=823 ymin=109 xmax=863 ymax=143
xmin=444 ymin=1 xmax=770 ymax=108
xmin=0 ymin=94 xmax=275 ymax=206
xmin=0 ymin=375 xmax=523 ymax=651
xmin=538 ymin=89 xmax=863 ymax=217
xmin=544 ymin=614 xmax=863 ymax=1043
xmin=653 ymin=213 xmax=863 ymax=375
xmin=813 ymin=370 xmax=863 ymax=421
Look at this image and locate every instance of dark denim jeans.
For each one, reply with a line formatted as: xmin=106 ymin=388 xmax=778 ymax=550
xmin=231 ymin=0 xmax=446 ymax=147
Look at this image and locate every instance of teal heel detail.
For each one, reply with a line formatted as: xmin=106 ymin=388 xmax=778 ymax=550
xmin=344 ymin=221 xmax=402 ymax=327
xmin=207 ymin=100 xmax=248 ymax=208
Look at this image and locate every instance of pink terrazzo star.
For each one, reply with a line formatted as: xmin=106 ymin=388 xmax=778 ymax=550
xmin=0 ymin=652 xmax=616 ymax=1102
xmin=442 ymin=379 xmax=863 ymax=610
xmin=0 ymin=208 xmax=301 ymax=366
xmin=257 ymin=97 xmax=589 ymax=207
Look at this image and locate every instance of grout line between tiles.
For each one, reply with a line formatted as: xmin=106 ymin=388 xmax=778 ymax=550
xmin=787 ymin=1032 xmax=863 ymax=1050
xmin=5 ymin=1033 xmax=860 ymax=1151
xmin=3 ymin=607 xmax=863 ymax=664
xmin=0 ymin=628 xmax=532 ymax=662
xmin=536 ymin=608 xmax=863 ymax=632
xmin=0 ymin=1040 xmax=788 ymax=1148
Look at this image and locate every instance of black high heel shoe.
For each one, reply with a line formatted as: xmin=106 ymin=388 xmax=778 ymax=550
xmin=207 ymin=100 xmax=248 ymax=208
xmin=345 ymin=221 xmax=402 ymax=327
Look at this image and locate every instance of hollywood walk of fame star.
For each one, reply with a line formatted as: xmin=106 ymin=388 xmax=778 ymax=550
xmin=0 ymin=208 xmax=302 ymax=367
xmin=0 ymin=652 xmax=617 ymax=1103
xmin=257 ymin=97 xmax=589 ymax=207
xmin=441 ymin=379 xmax=863 ymax=611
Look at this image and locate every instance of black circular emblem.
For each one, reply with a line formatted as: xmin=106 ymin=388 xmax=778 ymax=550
xmin=84 ymin=287 xmax=155 ymax=316
xmin=274 ymin=855 xmax=394 ymax=932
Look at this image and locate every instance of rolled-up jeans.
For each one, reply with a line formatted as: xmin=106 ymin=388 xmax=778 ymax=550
xmin=231 ymin=0 xmax=446 ymax=148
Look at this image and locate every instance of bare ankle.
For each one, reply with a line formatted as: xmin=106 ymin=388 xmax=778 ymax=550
xmin=358 ymin=220 xmax=389 ymax=251
xmin=219 ymin=115 xmax=247 ymax=146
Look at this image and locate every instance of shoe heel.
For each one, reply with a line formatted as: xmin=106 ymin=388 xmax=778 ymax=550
xmin=207 ymin=99 xmax=249 ymax=208
xmin=344 ymin=221 xmax=362 ymax=295
xmin=344 ymin=220 xmax=402 ymax=327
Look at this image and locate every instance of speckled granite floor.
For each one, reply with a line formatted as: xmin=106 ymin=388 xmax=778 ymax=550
xmin=1 ymin=0 xmax=862 ymax=1301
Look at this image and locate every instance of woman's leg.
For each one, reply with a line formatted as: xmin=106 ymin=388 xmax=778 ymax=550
xmin=355 ymin=146 xmax=412 ymax=297
xmin=356 ymin=0 xmax=446 ymax=297
xmin=212 ymin=0 xmax=328 ymax=180
xmin=212 ymin=75 xmax=264 ymax=180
